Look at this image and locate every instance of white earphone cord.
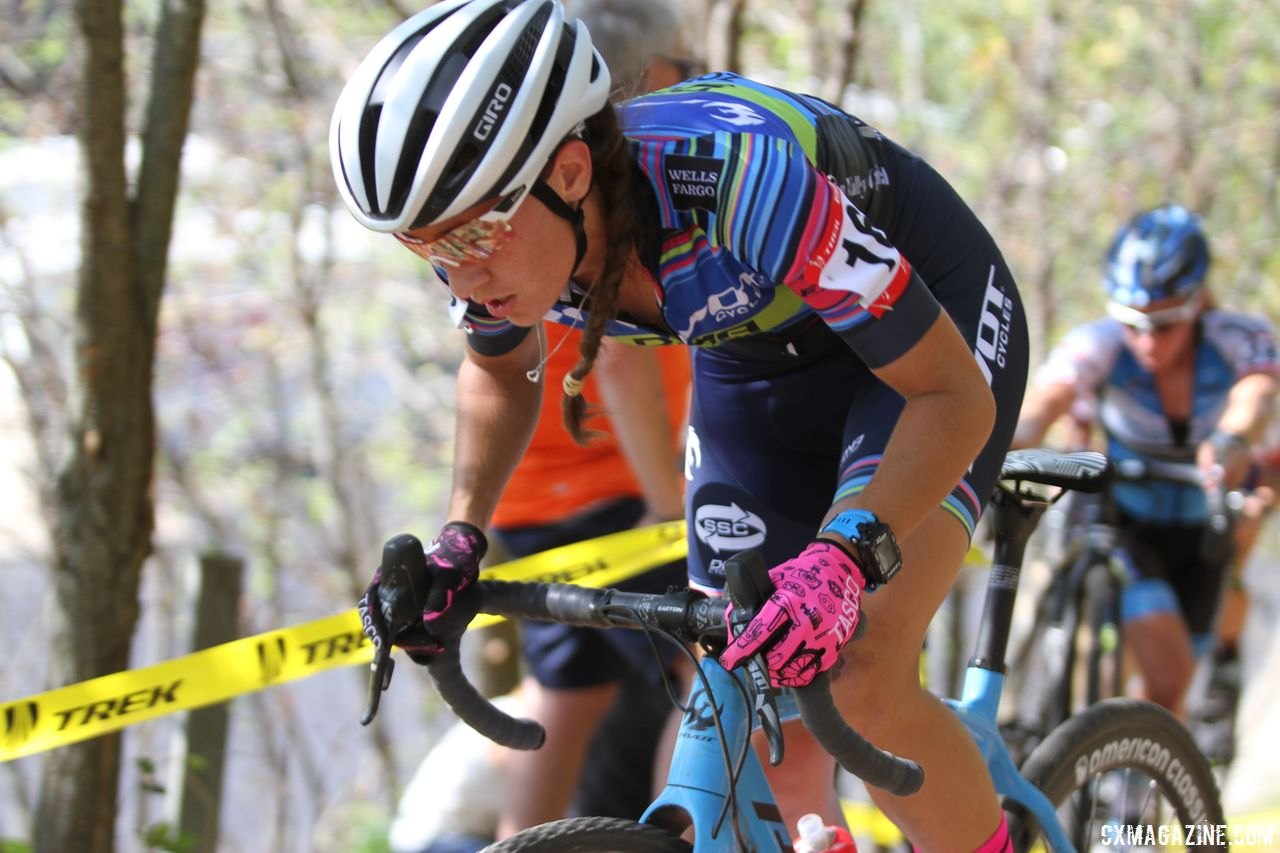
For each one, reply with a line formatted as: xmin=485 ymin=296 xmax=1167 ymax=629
xmin=526 ymin=286 xmax=592 ymax=387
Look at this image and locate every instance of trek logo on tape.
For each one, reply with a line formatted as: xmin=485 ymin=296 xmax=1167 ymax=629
xmin=54 ymin=681 xmax=184 ymax=732
xmin=3 ymin=702 xmax=38 ymax=748
xmin=257 ymin=637 xmax=287 ymax=684
xmin=1 ymin=521 xmax=690 ymax=762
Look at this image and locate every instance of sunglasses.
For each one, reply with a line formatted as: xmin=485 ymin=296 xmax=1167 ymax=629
xmin=394 ymin=189 xmax=526 ymax=267
xmin=1106 ymin=298 xmax=1200 ymax=333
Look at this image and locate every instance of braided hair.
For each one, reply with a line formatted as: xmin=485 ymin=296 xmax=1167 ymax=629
xmin=560 ymin=103 xmax=644 ymax=445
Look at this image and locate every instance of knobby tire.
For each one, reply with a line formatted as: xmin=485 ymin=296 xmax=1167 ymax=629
xmin=1009 ymin=699 xmax=1226 ymax=852
xmin=482 ymin=816 xmax=692 ymax=852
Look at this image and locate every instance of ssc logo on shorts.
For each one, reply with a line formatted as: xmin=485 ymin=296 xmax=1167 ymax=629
xmin=694 ymin=502 xmax=766 ymax=553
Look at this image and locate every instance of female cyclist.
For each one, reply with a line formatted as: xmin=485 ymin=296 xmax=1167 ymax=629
xmin=336 ymin=1 xmax=1028 ymax=849
xmin=1015 ymin=204 xmax=1278 ymax=718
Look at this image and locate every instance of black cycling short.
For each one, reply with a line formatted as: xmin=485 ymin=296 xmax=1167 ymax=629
xmin=1114 ymin=510 xmax=1226 ymax=656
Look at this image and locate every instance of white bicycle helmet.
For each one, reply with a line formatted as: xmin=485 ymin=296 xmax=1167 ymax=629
xmin=330 ymin=0 xmax=612 ymax=233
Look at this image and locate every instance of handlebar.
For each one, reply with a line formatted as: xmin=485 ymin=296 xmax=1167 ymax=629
xmin=1104 ymin=458 xmax=1242 ymax=565
xmin=1112 ymin=457 xmax=1210 ymax=488
xmin=363 ymin=544 xmax=924 ymax=796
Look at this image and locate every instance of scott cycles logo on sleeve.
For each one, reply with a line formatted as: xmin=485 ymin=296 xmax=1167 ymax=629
xmin=664 ymin=154 xmax=724 ymax=211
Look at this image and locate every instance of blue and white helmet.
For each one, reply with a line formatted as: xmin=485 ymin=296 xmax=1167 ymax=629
xmin=1102 ymin=204 xmax=1210 ymax=308
xmin=329 ymin=0 xmax=612 ymax=233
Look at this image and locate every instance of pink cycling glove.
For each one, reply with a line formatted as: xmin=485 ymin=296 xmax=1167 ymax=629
xmin=357 ymin=522 xmax=487 ymax=664
xmin=419 ymin=522 xmax=487 ymax=622
xmin=720 ymin=540 xmax=866 ymax=688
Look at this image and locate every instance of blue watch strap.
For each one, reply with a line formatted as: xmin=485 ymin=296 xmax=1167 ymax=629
xmin=821 ymin=509 xmax=877 ymax=542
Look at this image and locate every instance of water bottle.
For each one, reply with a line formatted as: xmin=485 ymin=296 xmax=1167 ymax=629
xmin=793 ymin=813 xmax=857 ymax=853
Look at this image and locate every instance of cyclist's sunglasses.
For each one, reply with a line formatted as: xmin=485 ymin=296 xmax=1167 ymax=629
xmin=394 ymin=189 xmax=525 ymax=267
xmin=1106 ymin=297 xmax=1200 ymax=333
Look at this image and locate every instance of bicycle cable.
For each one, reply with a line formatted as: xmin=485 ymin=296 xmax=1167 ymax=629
xmin=600 ymin=602 xmax=755 ymax=851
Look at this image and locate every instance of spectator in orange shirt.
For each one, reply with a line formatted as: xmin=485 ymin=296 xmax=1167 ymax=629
xmin=486 ymin=0 xmax=699 ymax=840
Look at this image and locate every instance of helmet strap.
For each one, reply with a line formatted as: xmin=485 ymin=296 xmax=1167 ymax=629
xmin=528 ymin=179 xmax=588 ymax=276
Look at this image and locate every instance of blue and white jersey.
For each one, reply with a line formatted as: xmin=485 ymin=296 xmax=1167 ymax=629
xmin=1035 ymin=311 xmax=1279 ymax=523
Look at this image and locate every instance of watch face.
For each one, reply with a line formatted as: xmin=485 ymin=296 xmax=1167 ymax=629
xmin=873 ymin=534 xmax=900 ymax=571
xmin=862 ymin=525 xmax=901 ymax=583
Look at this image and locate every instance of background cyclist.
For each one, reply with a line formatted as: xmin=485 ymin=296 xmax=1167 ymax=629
xmin=1014 ymin=203 xmax=1278 ymax=718
xmin=337 ymin=1 xmax=1028 ymax=849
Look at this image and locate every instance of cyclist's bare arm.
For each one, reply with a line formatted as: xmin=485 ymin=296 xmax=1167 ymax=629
xmin=594 ymin=339 xmax=685 ymax=522
xmin=1011 ymin=379 xmax=1077 ymax=450
xmin=1215 ymin=372 xmax=1277 ymax=442
xmin=826 ymin=311 xmax=995 ymax=542
xmin=1198 ymin=372 xmax=1278 ymax=487
xmin=448 ymin=331 xmax=544 ymax=527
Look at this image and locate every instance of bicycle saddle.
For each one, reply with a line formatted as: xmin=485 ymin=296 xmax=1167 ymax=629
xmin=999 ymin=449 xmax=1113 ymax=493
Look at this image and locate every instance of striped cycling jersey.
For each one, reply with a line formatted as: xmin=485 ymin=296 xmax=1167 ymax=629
xmin=1035 ymin=310 xmax=1279 ymax=523
xmin=459 ymin=73 xmax=941 ymax=370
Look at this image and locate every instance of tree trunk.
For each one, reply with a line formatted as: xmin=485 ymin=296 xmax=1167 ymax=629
xmin=177 ymin=553 xmax=244 ymax=853
xmin=706 ymin=0 xmax=747 ymax=75
xmin=33 ymin=0 xmax=206 ymax=849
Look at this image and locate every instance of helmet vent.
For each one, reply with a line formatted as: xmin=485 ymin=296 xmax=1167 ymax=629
xmin=393 ymin=4 xmax=521 ymax=223
xmin=419 ymin=3 xmax=554 ymax=224
xmin=490 ymin=17 xmax=574 ymax=198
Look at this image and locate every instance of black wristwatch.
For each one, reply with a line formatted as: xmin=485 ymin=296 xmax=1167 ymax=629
xmin=820 ymin=509 xmax=903 ymax=590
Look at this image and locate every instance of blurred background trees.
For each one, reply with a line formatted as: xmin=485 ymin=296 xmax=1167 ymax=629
xmin=1 ymin=0 xmax=1278 ymax=850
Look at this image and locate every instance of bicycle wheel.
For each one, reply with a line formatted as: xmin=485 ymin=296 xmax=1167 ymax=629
xmin=1009 ymin=699 xmax=1225 ymax=852
xmin=482 ymin=817 xmax=692 ymax=852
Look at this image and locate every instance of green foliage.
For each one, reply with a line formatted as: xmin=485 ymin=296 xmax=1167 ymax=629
xmin=132 ymin=757 xmax=198 ymax=853
xmin=1 ymin=841 xmax=34 ymax=853
xmin=314 ymin=801 xmax=394 ymax=853
xmin=737 ymin=0 xmax=1280 ymax=347
xmin=0 ymin=2 xmax=74 ymax=134
xmin=139 ymin=822 xmax=197 ymax=853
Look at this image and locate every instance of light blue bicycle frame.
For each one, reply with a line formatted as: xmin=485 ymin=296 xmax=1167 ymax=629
xmin=642 ymin=658 xmax=794 ymax=852
xmin=640 ymin=657 xmax=1078 ymax=852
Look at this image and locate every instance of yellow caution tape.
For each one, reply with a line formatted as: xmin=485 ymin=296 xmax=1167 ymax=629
xmin=841 ymin=798 xmax=906 ymax=846
xmin=1226 ymin=811 xmax=1280 ymax=850
xmin=0 ymin=521 xmax=687 ymax=762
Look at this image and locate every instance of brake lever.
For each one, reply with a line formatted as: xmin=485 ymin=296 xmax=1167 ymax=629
xmin=724 ymin=551 xmax=785 ymax=766
xmin=360 ymin=644 xmax=395 ymax=726
xmin=359 ymin=575 xmax=396 ymax=725
xmin=359 ymin=534 xmax=435 ymax=726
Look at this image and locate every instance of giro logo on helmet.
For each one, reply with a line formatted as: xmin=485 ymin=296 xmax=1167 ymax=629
xmin=474 ymin=82 xmax=514 ymax=142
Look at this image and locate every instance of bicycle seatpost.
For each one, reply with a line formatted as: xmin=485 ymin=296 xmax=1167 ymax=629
xmin=970 ymin=486 xmax=1049 ymax=674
